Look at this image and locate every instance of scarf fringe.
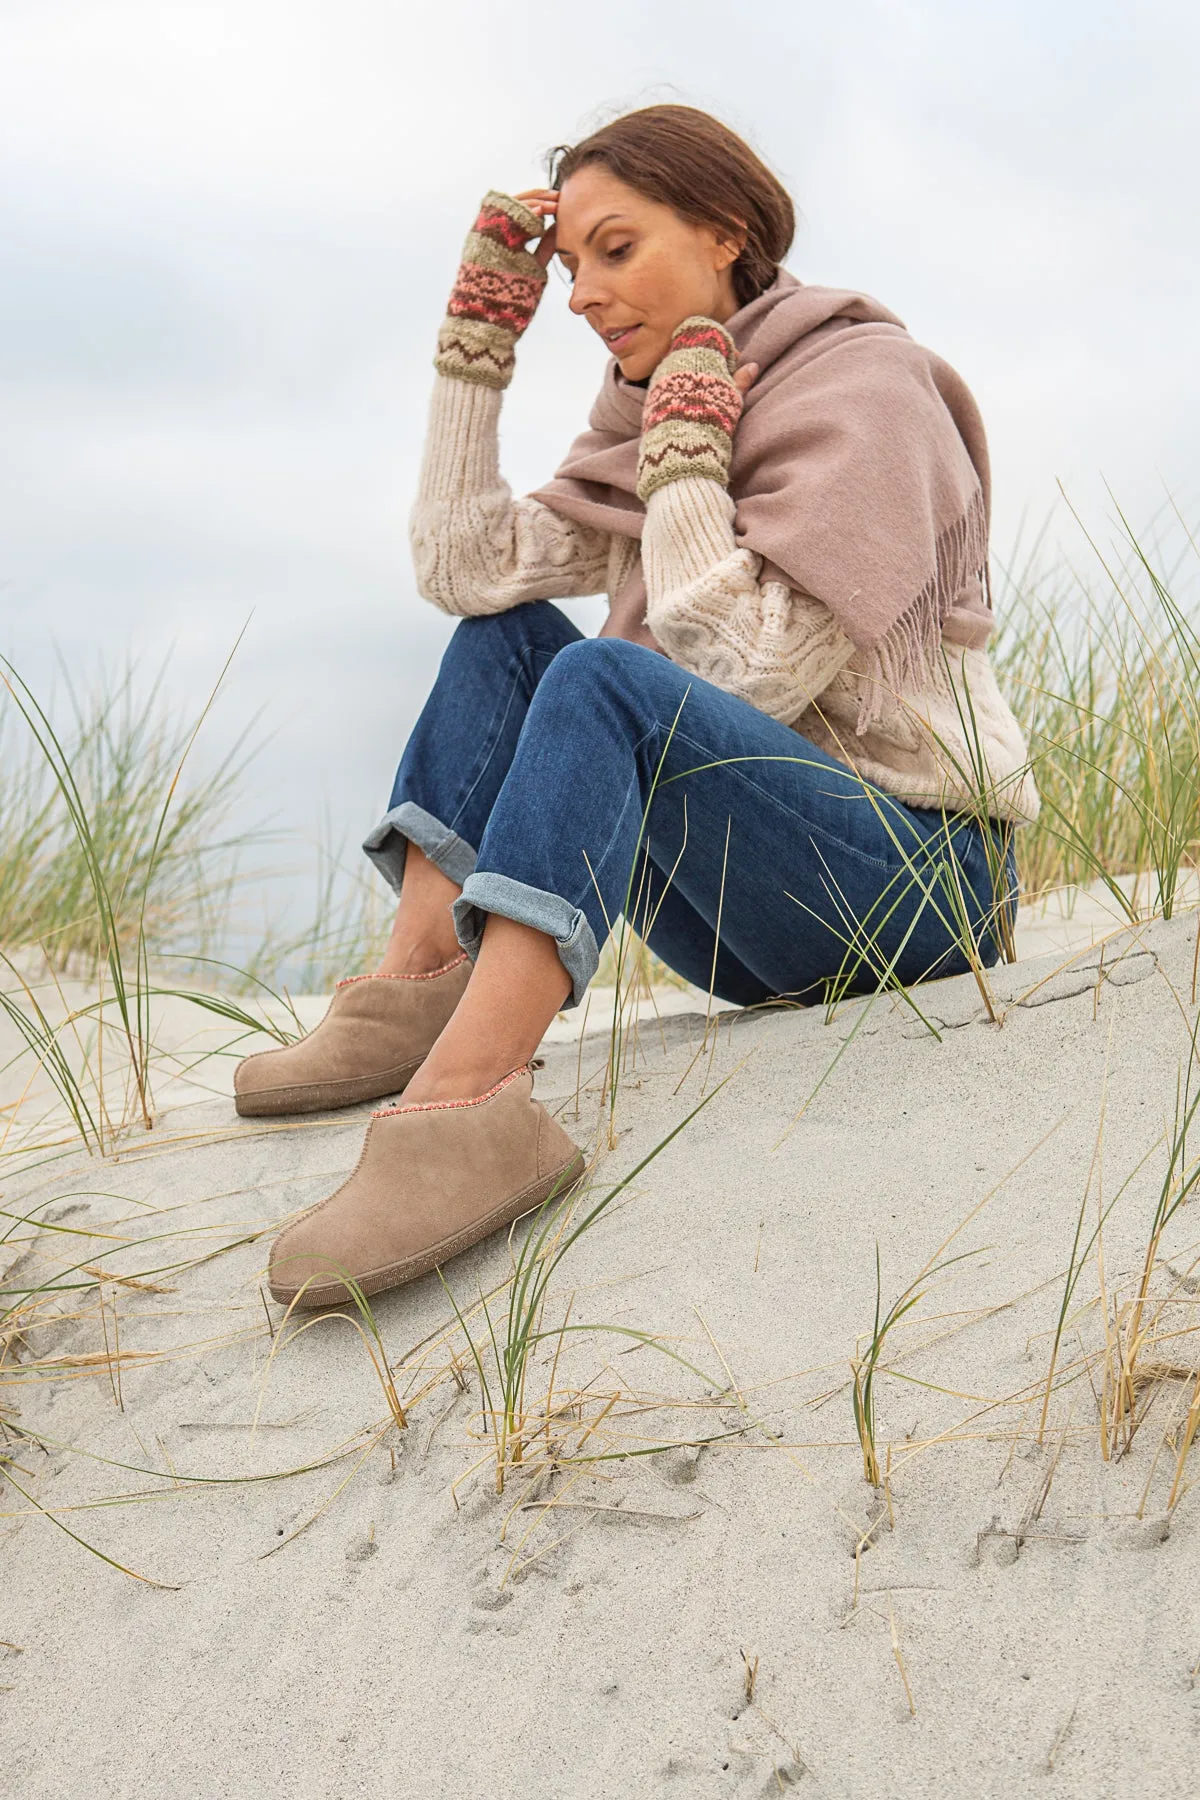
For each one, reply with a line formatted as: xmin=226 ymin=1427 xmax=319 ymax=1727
xmin=854 ymin=487 xmax=990 ymax=733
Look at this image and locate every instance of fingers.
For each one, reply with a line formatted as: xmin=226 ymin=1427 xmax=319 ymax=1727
xmin=504 ymin=189 xmax=557 ymax=264
xmin=512 ymin=188 xmax=559 ymax=255
xmin=732 ymin=361 xmax=759 ymax=395
xmin=513 ymin=187 xmax=559 ymax=217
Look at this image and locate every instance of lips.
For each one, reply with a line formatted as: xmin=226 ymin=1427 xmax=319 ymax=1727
xmin=602 ymin=324 xmax=641 ymax=355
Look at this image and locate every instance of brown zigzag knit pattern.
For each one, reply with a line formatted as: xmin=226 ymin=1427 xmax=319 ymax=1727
xmin=636 ymin=317 xmax=743 ymax=503
xmin=435 ymin=192 xmax=548 ymax=390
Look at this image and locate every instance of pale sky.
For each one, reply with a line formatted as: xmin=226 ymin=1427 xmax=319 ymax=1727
xmin=1 ymin=0 xmax=1197 ymax=920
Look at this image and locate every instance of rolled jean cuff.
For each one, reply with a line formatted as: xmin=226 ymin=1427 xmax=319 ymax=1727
xmin=361 ymin=803 xmax=478 ymax=894
xmin=452 ymin=873 xmax=599 ymax=1009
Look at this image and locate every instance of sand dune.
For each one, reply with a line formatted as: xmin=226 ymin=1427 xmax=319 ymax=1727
xmin=3 ymin=907 xmax=1199 ymax=1798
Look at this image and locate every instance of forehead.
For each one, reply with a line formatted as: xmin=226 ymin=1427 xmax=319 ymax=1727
xmin=555 ymin=164 xmax=664 ymax=249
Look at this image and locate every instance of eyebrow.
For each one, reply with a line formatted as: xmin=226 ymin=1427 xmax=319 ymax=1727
xmin=558 ymin=213 xmax=629 ymax=257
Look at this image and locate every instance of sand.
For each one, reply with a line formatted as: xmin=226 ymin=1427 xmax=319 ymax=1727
xmin=3 ymin=904 xmax=1200 ymax=1799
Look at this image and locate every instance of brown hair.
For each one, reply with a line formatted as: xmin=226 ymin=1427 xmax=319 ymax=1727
xmin=548 ymin=104 xmax=795 ymax=307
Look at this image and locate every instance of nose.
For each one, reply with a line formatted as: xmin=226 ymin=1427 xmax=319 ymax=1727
xmin=567 ymin=265 xmax=608 ymax=317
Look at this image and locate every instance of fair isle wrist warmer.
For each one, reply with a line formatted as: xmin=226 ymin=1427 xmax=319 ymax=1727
xmin=636 ymin=317 xmax=743 ymax=503
xmin=434 ymin=192 xmax=548 ymax=390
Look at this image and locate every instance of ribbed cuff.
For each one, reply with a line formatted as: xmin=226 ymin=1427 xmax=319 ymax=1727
xmin=451 ymin=872 xmax=599 ymax=1008
xmin=418 ymin=377 xmax=503 ymax=499
xmin=642 ymin=478 xmax=741 ymax=595
xmin=362 ymin=803 xmax=478 ymax=894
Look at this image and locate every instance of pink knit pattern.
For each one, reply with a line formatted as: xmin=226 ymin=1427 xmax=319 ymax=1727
xmin=643 ymin=370 xmax=743 ymax=437
xmin=474 ymin=199 xmax=534 ymax=252
xmin=446 ymin=262 xmax=545 ymax=337
xmin=636 ymin=316 xmax=743 ymax=502
xmin=435 ymin=192 xmax=547 ymax=389
xmin=668 ymin=319 xmax=736 ymax=357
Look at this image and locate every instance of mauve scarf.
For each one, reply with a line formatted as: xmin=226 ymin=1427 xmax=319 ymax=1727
xmin=532 ymin=270 xmax=994 ymax=722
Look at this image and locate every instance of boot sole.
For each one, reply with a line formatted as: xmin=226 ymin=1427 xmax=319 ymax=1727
xmin=234 ymin=1056 xmax=425 ymax=1118
xmin=269 ymin=1150 xmax=587 ymax=1308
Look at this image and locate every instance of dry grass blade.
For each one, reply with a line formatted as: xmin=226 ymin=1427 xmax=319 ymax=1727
xmin=1046 ymin=1702 xmax=1078 ymax=1771
xmin=1166 ymin=1366 xmax=1200 ymax=1511
xmin=887 ymin=1596 xmax=916 ymax=1717
xmin=1105 ymin=1014 xmax=1200 ymax=1449
xmin=0 ymin=1462 xmax=180 ymax=1589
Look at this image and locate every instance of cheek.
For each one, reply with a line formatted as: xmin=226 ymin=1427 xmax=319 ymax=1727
xmin=626 ymin=248 xmax=689 ymax=321
xmin=639 ymin=245 xmax=717 ymax=324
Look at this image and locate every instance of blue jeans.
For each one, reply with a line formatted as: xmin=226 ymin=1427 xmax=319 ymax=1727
xmin=364 ymin=603 xmax=1016 ymax=1008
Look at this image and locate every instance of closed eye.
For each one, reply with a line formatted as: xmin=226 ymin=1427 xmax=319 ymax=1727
xmin=555 ymin=241 xmax=634 ymax=285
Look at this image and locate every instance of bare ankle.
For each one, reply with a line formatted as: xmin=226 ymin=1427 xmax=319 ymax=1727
xmin=375 ymin=938 xmax=462 ymax=978
xmin=397 ymin=912 xmax=569 ymax=1104
xmin=376 ymin=847 xmax=464 ymax=978
xmin=403 ymin=1052 xmax=517 ymax=1107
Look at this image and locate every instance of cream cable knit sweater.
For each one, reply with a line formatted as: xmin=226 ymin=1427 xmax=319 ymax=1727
xmin=410 ymin=375 xmax=1040 ymax=827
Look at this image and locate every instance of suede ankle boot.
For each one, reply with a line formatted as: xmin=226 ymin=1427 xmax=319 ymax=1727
xmin=234 ymin=955 xmax=472 ymax=1118
xmin=267 ymin=1066 xmax=585 ymax=1308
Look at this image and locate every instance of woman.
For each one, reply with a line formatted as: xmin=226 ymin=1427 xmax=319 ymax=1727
xmin=240 ymin=105 xmax=1039 ymax=1310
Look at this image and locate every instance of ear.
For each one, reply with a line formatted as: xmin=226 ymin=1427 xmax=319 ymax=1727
xmin=711 ymin=221 xmax=747 ymax=272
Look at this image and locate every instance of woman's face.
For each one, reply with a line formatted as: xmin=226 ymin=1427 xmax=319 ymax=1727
xmin=552 ymin=165 xmax=743 ymax=382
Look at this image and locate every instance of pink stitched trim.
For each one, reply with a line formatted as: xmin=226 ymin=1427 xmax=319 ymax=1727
xmin=372 ymin=1064 xmax=532 ymax=1119
xmin=474 ymin=201 xmax=534 ymax=250
xmin=670 ymin=320 xmax=734 ymax=359
xmin=336 ymin=953 xmax=468 ymax=990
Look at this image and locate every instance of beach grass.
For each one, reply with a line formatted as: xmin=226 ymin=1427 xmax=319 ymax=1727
xmin=992 ymin=501 xmax=1200 ymax=914
xmin=0 ymin=645 xmax=303 ymax=1146
xmin=0 ymin=655 xmax=260 ymax=976
xmin=851 ymin=1239 xmax=990 ymax=1488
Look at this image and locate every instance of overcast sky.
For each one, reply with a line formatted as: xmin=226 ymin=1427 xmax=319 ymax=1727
xmin=2 ymin=0 xmax=1197 ymax=920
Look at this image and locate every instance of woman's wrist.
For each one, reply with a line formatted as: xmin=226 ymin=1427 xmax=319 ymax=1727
xmin=435 ymin=192 xmax=549 ymax=391
xmin=635 ymin=317 xmax=743 ymax=503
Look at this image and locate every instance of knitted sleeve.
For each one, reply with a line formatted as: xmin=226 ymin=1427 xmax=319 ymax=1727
xmin=409 ymin=377 xmax=612 ymax=618
xmin=434 ymin=191 xmax=547 ymax=390
xmin=641 ymin=477 xmax=857 ymax=723
xmin=409 ymin=190 xmax=611 ymax=616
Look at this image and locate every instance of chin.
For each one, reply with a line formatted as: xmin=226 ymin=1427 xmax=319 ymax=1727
xmin=616 ymin=346 xmax=661 ymax=383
